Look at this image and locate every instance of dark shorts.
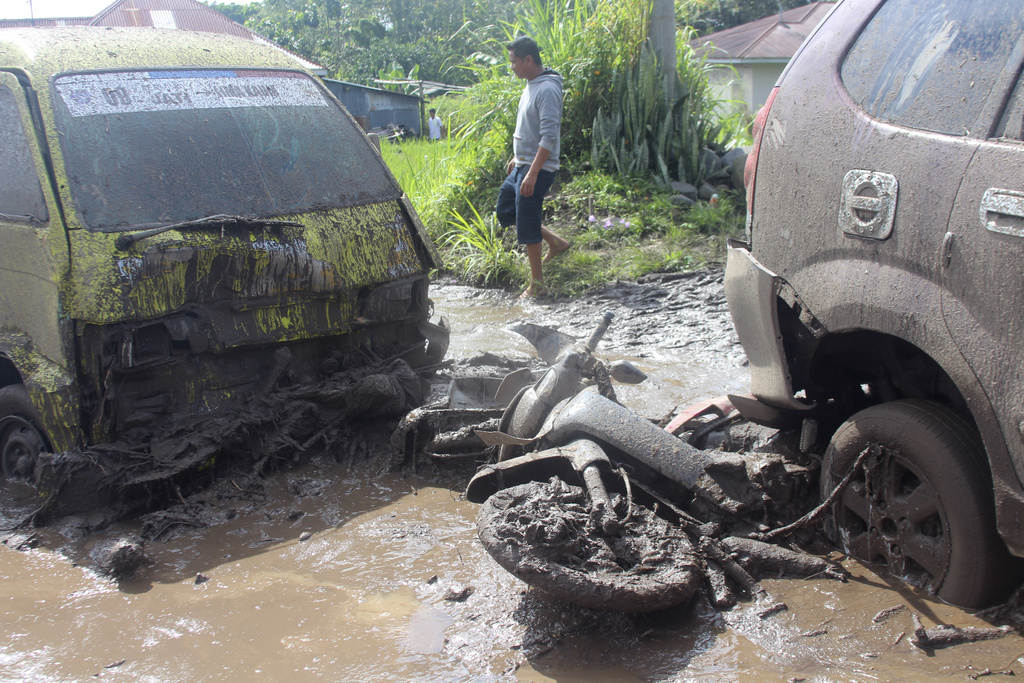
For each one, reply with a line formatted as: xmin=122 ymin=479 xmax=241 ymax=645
xmin=495 ymin=166 xmax=556 ymax=244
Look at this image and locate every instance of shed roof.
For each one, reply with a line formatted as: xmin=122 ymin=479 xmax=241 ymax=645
xmin=692 ymin=2 xmax=834 ymax=62
xmin=323 ymin=79 xmax=423 ymax=104
xmin=0 ymin=0 xmax=325 ymax=74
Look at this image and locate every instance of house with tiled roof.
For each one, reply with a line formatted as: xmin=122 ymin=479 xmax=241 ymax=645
xmin=691 ymin=2 xmax=835 ymax=112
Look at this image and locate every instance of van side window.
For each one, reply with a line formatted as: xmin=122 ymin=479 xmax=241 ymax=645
xmin=0 ymin=85 xmax=48 ymax=223
xmin=841 ymin=1 xmax=1024 ymax=136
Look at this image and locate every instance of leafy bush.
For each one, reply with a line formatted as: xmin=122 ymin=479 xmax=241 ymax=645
xmin=591 ymin=28 xmax=727 ymax=186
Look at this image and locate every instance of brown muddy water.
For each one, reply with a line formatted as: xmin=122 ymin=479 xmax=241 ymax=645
xmin=3 ymin=276 xmax=1024 ymax=682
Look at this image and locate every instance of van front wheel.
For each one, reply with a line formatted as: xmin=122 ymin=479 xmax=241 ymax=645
xmin=821 ymin=399 xmax=1015 ymax=608
xmin=0 ymin=384 xmax=49 ymax=481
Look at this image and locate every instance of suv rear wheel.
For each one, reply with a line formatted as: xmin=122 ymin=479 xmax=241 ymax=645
xmin=821 ymin=399 xmax=1015 ymax=608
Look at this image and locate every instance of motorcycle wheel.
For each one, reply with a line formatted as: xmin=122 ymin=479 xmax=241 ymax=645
xmin=477 ymin=478 xmax=702 ymax=612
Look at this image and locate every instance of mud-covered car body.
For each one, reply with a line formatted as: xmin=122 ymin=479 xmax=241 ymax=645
xmin=0 ymin=28 xmax=440 ymax=460
xmin=726 ymin=0 xmax=1024 ymax=602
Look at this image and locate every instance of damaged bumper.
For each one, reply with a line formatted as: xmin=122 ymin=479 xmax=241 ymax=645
xmin=724 ymin=240 xmax=811 ymax=416
xmin=76 ymin=274 xmax=437 ymax=442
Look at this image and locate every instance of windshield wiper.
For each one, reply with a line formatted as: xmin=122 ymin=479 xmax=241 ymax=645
xmin=0 ymin=212 xmax=43 ymax=224
xmin=114 ymin=214 xmax=302 ymax=249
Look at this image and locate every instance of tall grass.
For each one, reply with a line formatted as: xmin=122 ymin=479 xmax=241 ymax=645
xmin=440 ymin=196 xmax=524 ymax=287
xmin=451 ymin=0 xmax=651 ymax=162
xmin=510 ymin=0 xmax=649 ymax=159
xmin=380 ymin=138 xmax=522 ymax=286
xmin=379 ymin=137 xmax=501 ymax=238
xmin=379 ymin=138 xmax=454 ymax=209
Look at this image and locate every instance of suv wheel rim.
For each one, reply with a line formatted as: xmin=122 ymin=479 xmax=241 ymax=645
xmin=835 ymin=444 xmax=950 ymax=592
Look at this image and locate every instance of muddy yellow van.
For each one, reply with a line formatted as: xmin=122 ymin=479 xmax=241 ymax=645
xmin=0 ymin=27 xmax=442 ymax=493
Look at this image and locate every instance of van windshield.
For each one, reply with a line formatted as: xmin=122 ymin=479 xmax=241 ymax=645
xmin=52 ymin=69 xmax=400 ymax=231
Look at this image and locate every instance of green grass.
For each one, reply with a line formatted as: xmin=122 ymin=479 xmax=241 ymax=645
xmin=440 ymin=195 xmax=525 ymax=288
xmin=380 ymin=138 xmax=744 ymax=297
xmin=378 ymin=138 xmax=461 ymax=221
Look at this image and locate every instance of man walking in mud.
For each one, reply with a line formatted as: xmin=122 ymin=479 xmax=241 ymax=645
xmin=496 ymin=36 xmax=571 ymax=299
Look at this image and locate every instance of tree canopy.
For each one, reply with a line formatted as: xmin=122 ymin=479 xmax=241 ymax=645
xmin=205 ymin=0 xmax=833 ymax=84
xmin=207 ymin=0 xmax=525 ymax=84
xmin=682 ymin=0 xmax=833 ymax=35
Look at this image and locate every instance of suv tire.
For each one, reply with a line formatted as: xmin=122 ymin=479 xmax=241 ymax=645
xmin=821 ymin=399 xmax=1015 ymax=608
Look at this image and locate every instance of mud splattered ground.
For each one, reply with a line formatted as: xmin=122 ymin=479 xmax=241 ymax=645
xmin=3 ymin=269 xmax=1024 ymax=681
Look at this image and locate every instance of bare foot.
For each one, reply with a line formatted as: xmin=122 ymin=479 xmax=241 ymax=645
xmin=518 ymin=285 xmax=549 ymax=300
xmin=543 ymin=239 xmax=571 ymax=264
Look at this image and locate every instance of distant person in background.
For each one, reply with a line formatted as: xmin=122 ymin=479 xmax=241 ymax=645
xmin=496 ymin=35 xmax=570 ymax=299
xmin=427 ymin=108 xmax=444 ymax=141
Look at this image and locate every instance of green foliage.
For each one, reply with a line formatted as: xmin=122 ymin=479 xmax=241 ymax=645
xmin=513 ymin=0 xmax=648 ymax=161
xmin=506 ymin=0 xmax=650 ymax=161
xmin=716 ymin=106 xmax=755 ymax=148
xmin=204 ymin=1 xmax=262 ymax=24
xmin=448 ymin=0 xmax=650 ymax=164
xmin=680 ymin=193 xmax=740 ymax=234
xmin=441 ymin=200 xmax=523 ymax=287
xmin=590 ymin=41 xmax=662 ymax=177
xmin=680 ymin=0 xmax=829 ymax=35
xmin=369 ymin=0 xmax=751 ymax=294
xmin=232 ymin=0 xmax=524 ymax=84
xmin=379 ymin=138 xmax=454 ymax=212
xmin=377 ymin=61 xmax=420 ymax=94
xmin=591 ymin=28 xmax=726 ymax=187
xmin=539 ymin=248 xmax=610 ymax=297
xmin=535 ymin=171 xmax=744 ymax=292
xmin=446 ymin=56 xmax=521 ymax=145
xmin=378 ymin=136 xmax=506 ymax=241
xmin=551 ymin=171 xmax=674 ymax=235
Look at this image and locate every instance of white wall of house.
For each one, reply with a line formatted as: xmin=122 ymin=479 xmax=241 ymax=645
xmin=706 ymin=61 xmax=788 ymax=113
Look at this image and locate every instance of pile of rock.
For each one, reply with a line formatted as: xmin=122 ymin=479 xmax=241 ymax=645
xmin=669 ymin=146 xmax=750 ymax=208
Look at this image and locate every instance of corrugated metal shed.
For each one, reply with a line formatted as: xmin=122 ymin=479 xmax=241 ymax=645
xmin=322 ymin=79 xmax=422 ymax=135
xmin=0 ymin=0 xmax=326 ymax=74
xmin=692 ymin=2 xmax=834 ymax=62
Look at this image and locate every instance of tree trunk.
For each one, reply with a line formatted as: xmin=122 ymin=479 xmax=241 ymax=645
xmin=649 ymin=0 xmax=677 ymax=101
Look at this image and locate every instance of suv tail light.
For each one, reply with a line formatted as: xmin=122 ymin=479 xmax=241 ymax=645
xmin=745 ymin=86 xmax=779 ymax=237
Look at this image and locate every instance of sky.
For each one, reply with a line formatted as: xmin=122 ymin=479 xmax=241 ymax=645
xmin=0 ymin=0 xmax=260 ymax=20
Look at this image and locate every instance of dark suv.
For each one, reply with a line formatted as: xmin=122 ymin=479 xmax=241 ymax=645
xmin=726 ymin=0 xmax=1024 ymax=608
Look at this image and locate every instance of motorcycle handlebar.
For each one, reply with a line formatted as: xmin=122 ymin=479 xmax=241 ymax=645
xmin=584 ymin=311 xmax=615 ymax=352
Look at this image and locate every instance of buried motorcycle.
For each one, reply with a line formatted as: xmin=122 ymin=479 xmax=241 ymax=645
xmin=464 ymin=312 xmax=845 ymax=613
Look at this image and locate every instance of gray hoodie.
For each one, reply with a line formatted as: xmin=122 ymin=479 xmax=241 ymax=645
xmin=513 ymin=69 xmax=562 ymax=173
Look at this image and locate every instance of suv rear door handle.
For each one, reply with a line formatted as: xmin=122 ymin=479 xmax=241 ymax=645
xmin=981 ymin=188 xmax=1024 ymax=238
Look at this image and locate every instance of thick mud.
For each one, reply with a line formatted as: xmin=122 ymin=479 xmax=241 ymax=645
xmin=4 ymin=269 xmax=1024 ymax=681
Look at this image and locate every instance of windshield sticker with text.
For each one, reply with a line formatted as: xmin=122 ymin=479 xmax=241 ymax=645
xmin=55 ymin=70 xmax=327 ymax=117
